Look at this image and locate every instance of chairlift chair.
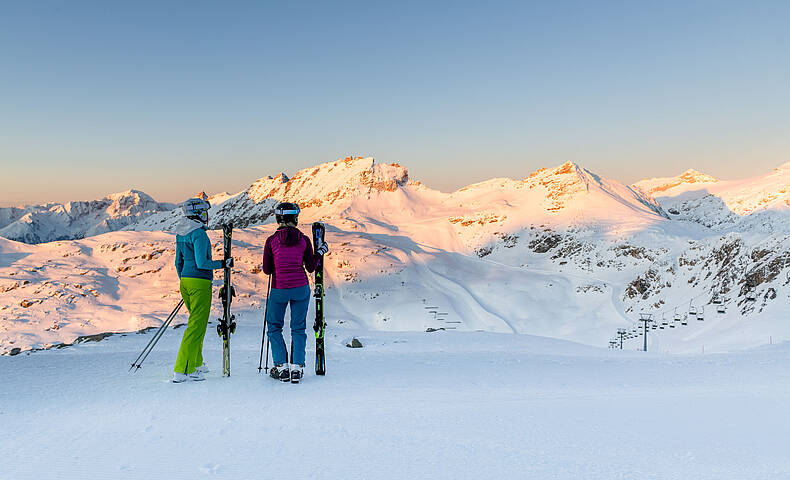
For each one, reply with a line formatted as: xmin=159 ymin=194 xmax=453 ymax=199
xmin=689 ymin=305 xmax=697 ymax=316
xmin=717 ymin=304 xmax=726 ymax=314
xmin=697 ymin=306 xmax=705 ymax=321
xmin=712 ymin=293 xmax=721 ymax=305
xmin=681 ymin=314 xmax=688 ymax=326
xmin=673 ymin=307 xmax=682 ymax=323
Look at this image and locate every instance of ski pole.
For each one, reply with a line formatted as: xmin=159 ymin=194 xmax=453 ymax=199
xmin=258 ymin=275 xmax=272 ymax=373
xmin=135 ymin=300 xmax=184 ymax=372
xmin=129 ymin=299 xmax=184 ymax=371
xmin=264 ymin=338 xmax=270 ymax=373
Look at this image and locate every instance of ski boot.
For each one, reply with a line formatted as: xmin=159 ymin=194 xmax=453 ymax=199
xmin=172 ymin=372 xmax=188 ymax=383
xmin=269 ymin=364 xmax=290 ymax=382
xmin=289 ymin=364 xmax=304 ymax=384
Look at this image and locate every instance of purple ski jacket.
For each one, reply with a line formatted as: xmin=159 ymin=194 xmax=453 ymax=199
xmin=262 ymin=226 xmax=318 ymax=289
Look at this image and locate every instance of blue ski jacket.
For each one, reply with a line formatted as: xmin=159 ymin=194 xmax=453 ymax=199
xmin=173 ymin=219 xmax=223 ymax=280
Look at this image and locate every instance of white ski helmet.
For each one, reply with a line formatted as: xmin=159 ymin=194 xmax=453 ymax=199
xmin=181 ymin=197 xmax=211 ymax=224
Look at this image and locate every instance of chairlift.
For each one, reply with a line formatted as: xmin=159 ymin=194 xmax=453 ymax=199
xmin=661 ymin=314 xmax=669 ymax=327
xmin=689 ymin=303 xmax=697 ymax=316
xmin=651 ymin=323 xmax=657 ymax=330
xmin=697 ymin=306 xmax=705 ymax=321
xmin=681 ymin=315 xmax=688 ymax=326
xmin=717 ymin=303 xmax=726 ymax=314
xmin=673 ymin=307 xmax=682 ymax=322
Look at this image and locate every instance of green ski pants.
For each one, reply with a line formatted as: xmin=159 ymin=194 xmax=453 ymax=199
xmin=174 ymin=277 xmax=213 ymax=374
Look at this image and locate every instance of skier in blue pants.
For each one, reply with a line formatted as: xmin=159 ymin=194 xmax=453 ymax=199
xmin=262 ymin=202 xmax=328 ymax=383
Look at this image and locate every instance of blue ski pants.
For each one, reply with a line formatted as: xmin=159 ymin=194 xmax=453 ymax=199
xmin=266 ymin=285 xmax=311 ymax=366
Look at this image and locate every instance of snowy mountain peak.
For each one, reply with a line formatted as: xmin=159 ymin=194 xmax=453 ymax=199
xmin=634 ymin=169 xmax=719 ymax=196
xmin=0 ymin=190 xmax=174 ymax=244
xmin=101 ymin=190 xmax=163 ymax=216
xmin=246 ymin=156 xmax=409 ymax=206
xmin=678 ymin=168 xmax=718 ymax=182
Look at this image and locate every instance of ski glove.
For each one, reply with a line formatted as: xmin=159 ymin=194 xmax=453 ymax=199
xmin=222 ymin=258 xmax=234 ymax=269
xmin=316 ymin=242 xmax=329 ymax=256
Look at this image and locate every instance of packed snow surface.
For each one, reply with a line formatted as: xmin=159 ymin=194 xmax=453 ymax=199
xmin=2 ymin=326 xmax=789 ymax=479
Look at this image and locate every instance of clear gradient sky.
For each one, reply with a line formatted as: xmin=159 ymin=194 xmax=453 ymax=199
xmin=2 ymin=0 xmax=789 ymax=206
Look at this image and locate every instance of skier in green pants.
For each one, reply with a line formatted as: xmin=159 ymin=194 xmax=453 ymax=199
xmin=170 ymin=197 xmax=233 ymax=383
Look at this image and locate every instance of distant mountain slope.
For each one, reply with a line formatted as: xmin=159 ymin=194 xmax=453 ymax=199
xmin=0 ymin=190 xmax=175 ymax=244
xmin=635 ymin=163 xmax=790 ymax=232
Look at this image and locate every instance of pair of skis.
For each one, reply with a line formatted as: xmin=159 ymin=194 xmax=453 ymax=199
xmin=312 ymin=222 xmax=327 ymax=376
xmin=216 ymin=223 xmax=236 ymax=377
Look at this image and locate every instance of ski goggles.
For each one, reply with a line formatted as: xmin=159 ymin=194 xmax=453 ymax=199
xmin=274 ymin=205 xmax=301 ymax=215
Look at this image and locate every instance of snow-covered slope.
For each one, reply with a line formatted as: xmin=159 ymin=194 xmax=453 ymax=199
xmin=0 ymin=190 xmax=175 ymax=244
xmin=635 ymin=163 xmax=790 ymax=232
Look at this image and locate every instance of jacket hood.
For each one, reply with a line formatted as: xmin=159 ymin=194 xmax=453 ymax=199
xmin=168 ymin=217 xmax=205 ymax=236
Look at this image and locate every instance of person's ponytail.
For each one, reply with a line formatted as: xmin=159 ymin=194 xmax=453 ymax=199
xmin=283 ymin=226 xmax=300 ymax=247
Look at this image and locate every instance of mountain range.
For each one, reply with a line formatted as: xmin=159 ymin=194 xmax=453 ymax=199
xmin=3 ymin=156 xmax=790 ymax=356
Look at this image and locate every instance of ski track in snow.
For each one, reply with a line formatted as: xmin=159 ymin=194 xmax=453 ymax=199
xmin=2 ymin=322 xmax=790 ymax=480
xmin=411 ymin=251 xmax=516 ymax=333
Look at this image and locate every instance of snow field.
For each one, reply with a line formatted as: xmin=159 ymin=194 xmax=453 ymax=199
xmin=2 ymin=315 xmax=790 ymax=479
